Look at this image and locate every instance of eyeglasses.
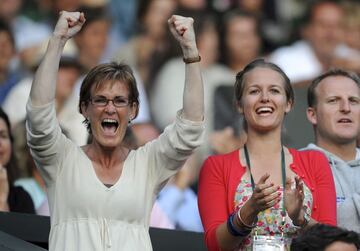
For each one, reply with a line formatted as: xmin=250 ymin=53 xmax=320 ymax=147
xmin=89 ymin=96 xmax=129 ymax=107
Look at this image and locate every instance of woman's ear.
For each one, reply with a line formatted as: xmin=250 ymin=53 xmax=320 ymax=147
xmin=80 ymin=101 xmax=88 ymax=118
xmin=285 ymin=100 xmax=293 ymax=114
xmin=129 ymin=102 xmax=138 ymax=121
xmin=236 ymin=101 xmax=243 ymax=114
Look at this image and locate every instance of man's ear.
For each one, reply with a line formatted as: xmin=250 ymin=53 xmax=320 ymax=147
xmin=306 ymin=107 xmax=317 ymax=126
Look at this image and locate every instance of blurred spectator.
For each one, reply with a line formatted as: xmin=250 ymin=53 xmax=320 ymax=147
xmin=158 ymin=158 xmax=203 ymax=232
xmin=3 ymin=55 xmax=87 ymax=146
xmin=150 ymin=201 xmax=175 ymax=229
xmin=231 ymin=0 xmax=296 ymax=53
xmin=0 ymin=108 xmax=35 ymax=213
xmin=113 ymin=0 xmax=177 ymax=89
xmin=209 ymin=10 xmax=263 ymax=154
xmin=219 ymin=9 xmax=262 ymax=74
xmin=151 ymin=10 xmax=232 ymax=157
xmin=0 ymin=19 xmax=20 ymax=105
xmin=332 ymin=1 xmax=360 ymax=74
xmin=0 ymin=0 xmax=51 ymax=75
xmin=177 ymin=0 xmax=209 ymax=10
xmin=105 ymin=0 xmax=138 ymax=62
xmin=270 ymin=1 xmax=344 ymax=85
xmin=74 ymin=6 xmax=110 ymax=72
xmin=14 ymin=131 xmax=49 ymax=215
xmin=291 ymin=224 xmax=360 ymax=251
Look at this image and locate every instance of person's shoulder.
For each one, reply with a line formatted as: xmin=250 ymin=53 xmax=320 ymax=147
xmin=206 ymin=149 xmax=238 ymax=161
xmin=203 ymin=150 xmax=239 ymax=170
xmin=289 ymin=147 xmax=327 ymax=164
xmin=271 ymin=40 xmax=309 ymax=55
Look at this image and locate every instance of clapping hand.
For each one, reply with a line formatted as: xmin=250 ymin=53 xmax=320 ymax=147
xmin=247 ymin=173 xmax=281 ymax=213
xmin=53 ymin=11 xmax=86 ymax=40
xmin=284 ymin=176 xmax=305 ymax=223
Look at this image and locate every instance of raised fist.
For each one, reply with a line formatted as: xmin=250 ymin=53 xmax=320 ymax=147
xmin=168 ymin=15 xmax=197 ymax=54
xmin=53 ymin=11 xmax=86 ymax=40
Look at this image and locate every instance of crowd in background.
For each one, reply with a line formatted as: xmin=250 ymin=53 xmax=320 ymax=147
xmin=0 ymin=0 xmax=359 ymax=236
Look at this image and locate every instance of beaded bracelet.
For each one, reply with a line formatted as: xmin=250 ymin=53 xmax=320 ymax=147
xmin=227 ymin=212 xmax=251 ymax=237
xmin=236 ymin=206 xmax=257 ymax=229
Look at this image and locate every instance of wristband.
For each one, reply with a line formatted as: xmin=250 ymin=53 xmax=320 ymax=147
xmin=227 ymin=212 xmax=252 ymax=237
xmin=183 ymin=55 xmax=201 ymax=64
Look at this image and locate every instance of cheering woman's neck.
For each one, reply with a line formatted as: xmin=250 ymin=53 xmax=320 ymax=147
xmin=245 ymin=126 xmax=283 ymax=157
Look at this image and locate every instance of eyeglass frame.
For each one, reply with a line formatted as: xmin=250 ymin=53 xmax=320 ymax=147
xmin=88 ymin=95 xmax=130 ymax=108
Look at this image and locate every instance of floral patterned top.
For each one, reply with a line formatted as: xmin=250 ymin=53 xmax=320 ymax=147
xmin=234 ymin=178 xmax=313 ymax=250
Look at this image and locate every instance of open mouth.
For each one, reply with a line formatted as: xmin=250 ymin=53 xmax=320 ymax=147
xmin=101 ymin=118 xmax=119 ymax=134
xmin=256 ymin=107 xmax=274 ymax=115
xmin=337 ymin=118 xmax=352 ymax=124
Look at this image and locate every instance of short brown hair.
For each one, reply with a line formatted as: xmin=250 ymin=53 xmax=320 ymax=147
xmin=307 ymin=68 xmax=360 ymax=108
xmin=78 ymin=62 xmax=140 ymax=133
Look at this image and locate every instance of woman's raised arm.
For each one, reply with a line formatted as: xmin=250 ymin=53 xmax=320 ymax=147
xmin=167 ymin=15 xmax=204 ymax=122
xmin=30 ymin=11 xmax=85 ymax=106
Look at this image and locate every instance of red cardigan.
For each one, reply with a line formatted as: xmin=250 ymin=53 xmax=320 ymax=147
xmin=198 ymin=148 xmax=336 ymax=251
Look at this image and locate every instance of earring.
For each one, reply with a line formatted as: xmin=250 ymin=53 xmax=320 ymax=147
xmin=128 ymin=119 xmax=132 ymax=124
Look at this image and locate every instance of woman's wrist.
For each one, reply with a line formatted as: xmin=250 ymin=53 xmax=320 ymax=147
xmin=181 ymin=45 xmax=199 ymax=59
xmin=49 ymin=35 xmax=67 ymax=48
xmin=242 ymin=199 xmax=260 ymax=221
xmin=227 ymin=212 xmax=252 ymax=237
xmin=236 ymin=205 xmax=258 ymax=230
xmin=293 ymin=209 xmax=310 ymax=228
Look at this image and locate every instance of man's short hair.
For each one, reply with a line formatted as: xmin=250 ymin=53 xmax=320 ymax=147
xmin=307 ymin=68 xmax=360 ymax=107
xmin=291 ymin=224 xmax=360 ymax=251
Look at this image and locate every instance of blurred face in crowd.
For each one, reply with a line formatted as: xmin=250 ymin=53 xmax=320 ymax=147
xmin=226 ymin=16 xmax=260 ymax=67
xmin=55 ymin=66 xmax=81 ymax=106
xmin=307 ymin=76 xmax=360 ymax=145
xmin=239 ymin=67 xmax=291 ymax=133
xmin=197 ymin=21 xmax=219 ymax=66
xmin=237 ymin=0 xmax=263 ymax=13
xmin=53 ymin=0 xmax=81 ymax=13
xmin=305 ymin=2 xmax=344 ymax=61
xmin=76 ymin=19 xmax=109 ymax=67
xmin=177 ymin=0 xmax=206 ymax=10
xmin=343 ymin=21 xmax=360 ymax=50
xmin=0 ymin=0 xmax=21 ymax=21
xmin=0 ymin=30 xmax=14 ymax=73
xmin=143 ymin=0 xmax=176 ymax=38
xmin=0 ymin=117 xmax=11 ymax=167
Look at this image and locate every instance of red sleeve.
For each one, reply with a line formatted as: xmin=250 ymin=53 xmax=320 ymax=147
xmin=198 ymin=156 xmax=227 ymax=251
xmin=311 ymin=151 xmax=337 ymax=226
